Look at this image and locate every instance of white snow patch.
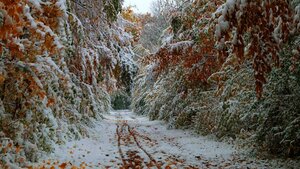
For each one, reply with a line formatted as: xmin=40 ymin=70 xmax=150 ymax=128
xmin=31 ymin=110 xmax=280 ymax=168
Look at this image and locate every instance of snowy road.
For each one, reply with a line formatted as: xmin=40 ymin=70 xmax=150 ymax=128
xmin=35 ymin=110 xmax=285 ymax=169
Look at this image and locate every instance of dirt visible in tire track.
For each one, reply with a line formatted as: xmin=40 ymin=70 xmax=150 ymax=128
xmin=116 ymin=120 xmax=158 ymax=168
xmin=31 ymin=111 xmax=294 ymax=169
xmin=116 ymin=120 xmax=198 ymax=169
xmin=128 ymin=125 xmax=162 ymax=168
xmin=116 ymin=124 xmax=127 ymax=167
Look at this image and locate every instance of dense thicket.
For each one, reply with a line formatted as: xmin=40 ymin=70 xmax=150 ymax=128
xmin=132 ymin=0 xmax=300 ymax=157
xmin=0 ymin=0 xmax=136 ymax=167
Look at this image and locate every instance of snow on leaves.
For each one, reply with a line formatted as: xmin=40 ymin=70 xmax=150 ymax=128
xmin=0 ymin=0 xmax=64 ymax=60
xmin=132 ymin=0 xmax=300 ymax=158
xmin=0 ymin=0 xmax=136 ymax=167
xmin=216 ymin=0 xmax=299 ymax=97
xmin=151 ymin=0 xmax=223 ymax=89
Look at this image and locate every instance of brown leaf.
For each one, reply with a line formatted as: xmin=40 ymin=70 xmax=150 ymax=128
xmin=15 ymin=145 xmax=21 ymax=153
xmin=59 ymin=163 xmax=67 ymax=169
xmin=47 ymin=98 xmax=55 ymax=107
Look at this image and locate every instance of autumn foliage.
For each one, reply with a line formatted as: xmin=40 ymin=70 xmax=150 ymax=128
xmin=0 ymin=0 xmax=64 ymax=118
xmin=133 ymin=0 xmax=300 ymax=157
xmin=150 ymin=0 xmax=299 ymax=96
xmin=0 ymin=0 xmax=63 ymax=60
xmin=216 ymin=0 xmax=299 ymax=97
xmin=121 ymin=6 xmax=153 ymax=44
xmin=0 ymin=0 xmax=135 ymax=167
xmin=151 ymin=0 xmax=224 ymax=89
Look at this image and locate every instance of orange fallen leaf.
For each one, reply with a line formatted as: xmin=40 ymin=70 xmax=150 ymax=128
xmin=165 ymin=165 xmax=172 ymax=169
xmin=59 ymin=163 xmax=67 ymax=169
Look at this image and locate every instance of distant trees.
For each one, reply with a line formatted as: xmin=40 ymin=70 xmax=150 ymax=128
xmin=138 ymin=0 xmax=185 ymax=52
xmin=121 ymin=6 xmax=144 ymax=43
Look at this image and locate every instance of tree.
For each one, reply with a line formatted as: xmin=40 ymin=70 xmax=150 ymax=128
xmin=138 ymin=0 xmax=183 ymax=52
xmin=0 ymin=0 xmax=137 ymax=167
xmin=0 ymin=0 xmax=63 ymax=60
xmin=132 ymin=0 xmax=300 ymax=157
xmin=216 ymin=0 xmax=300 ymax=97
xmin=121 ymin=6 xmax=143 ymax=43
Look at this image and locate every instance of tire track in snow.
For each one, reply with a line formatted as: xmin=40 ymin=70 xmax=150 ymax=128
xmin=128 ymin=125 xmax=161 ymax=169
xmin=116 ymin=123 xmax=127 ymax=167
xmin=116 ymin=121 xmax=148 ymax=168
xmin=115 ymin=111 xmax=199 ymax=169
xmin=32 ymin=110 xmax=290 ymax=168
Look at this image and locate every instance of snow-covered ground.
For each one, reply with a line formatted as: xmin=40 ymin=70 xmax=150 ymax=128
xmin=34 ymin=110 xmax=297 ymax=168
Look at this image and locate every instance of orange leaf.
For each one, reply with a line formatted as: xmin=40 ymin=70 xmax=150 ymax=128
xmin=38 ymin=92 xmax=46 ymax=99
xmin=15 ymin=145 xmax=21 ymax=153
xmin=47 ymin=98 xmax=55 ymax=107
xmin=59 ymin=163 xmax=67 ymax=169
xmin=165 ymin=165 xmax=172 ymax=169
xmin=44 ymin=34 xmax=54 ymax=49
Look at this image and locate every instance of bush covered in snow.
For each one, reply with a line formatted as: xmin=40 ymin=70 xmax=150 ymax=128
xmin=132 ymin=0 xmax=300 ymax=157
xmin=0 ymin=0 xmax=136 ymax=167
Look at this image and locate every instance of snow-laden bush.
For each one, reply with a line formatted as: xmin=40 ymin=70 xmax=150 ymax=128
xmin=0 ymin=0 xmax=135 ymax=166
xmin=132 ymin=0 xmax=300 ymax=158
xmin=253 ymin=38 xmax=300 ymax=157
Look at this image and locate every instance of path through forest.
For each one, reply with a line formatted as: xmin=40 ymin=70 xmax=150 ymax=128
xmin=35 ymin=110 xmax=287 ymax=169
